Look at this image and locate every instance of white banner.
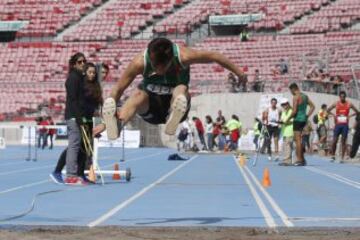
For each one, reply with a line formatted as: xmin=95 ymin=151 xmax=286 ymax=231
xmin=97 ymin=130 xmax=140 ymax=148
xmin=21 ymin=126 xmax=36 ymax=145
xmin=238 ymin=130 xmax=283 ymax=151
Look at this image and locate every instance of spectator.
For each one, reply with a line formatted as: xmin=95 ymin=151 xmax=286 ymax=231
xmin=289 ymin=83 xmax=315 ymax=166
xmin=177 ymin=123 xmax=189 ymax=152
xmin=279 ymin=98 xmax=294 ymax=166
xmin=61 ymin=52 xmax=88 ymax=185
xmin=253 ymin=118 xmax=262 ymax=150
xmin=350 ymin=113 xmax=360 ymax=158
xmin=38 ymin=117 xmax=49 ymax=149
xmin=47 ymin=116 xmax=55 ymax=149
xmin=101 ymin=63 xmax=110 ymax=82
xmin=238 ymin=73 xmax=248 ymax=92
xmin=327 ymin=91 xmax=359 ymax=162
xmin=228 ymin=73 xmax=237 ymax=93
xmin=240 ymin=30 xmax=249 ymax=42
xmin=51 ymin=62 xmax=104 ymax=185
xmin=192 ymin=117 xmax=207 ymax=150
xmin=279 ymin=59 xmax=288 ymax=74
xmin=225 ymin=115 xmax=242 ymax=151
xmin=205 ymin=115 xmax=214 ymax=151
xmin=216 ymin=110 xmax=226 ymax=150
xmin=253 ymin=69 xmax=264 ymax=92
xmin=316 ymin=104 xmax=328 ymax=152
xmin=302 ymin=120 xmax=313 ymax=154
xmin=261 ymin=98 xmax=281 ymax=161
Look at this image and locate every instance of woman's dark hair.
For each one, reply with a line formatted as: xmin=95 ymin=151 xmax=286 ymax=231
xmin=84 ymin=62 xmax=103 ymax=106
xmin=148 ymin=37 xmax=174 ymax=66
xmin=205 ymin=115 xmax=213 ymax=124
xmin=232 ymin=114 xmax=239 ymax=121
xmin=68 ymin=52 xmax=86 ymax=73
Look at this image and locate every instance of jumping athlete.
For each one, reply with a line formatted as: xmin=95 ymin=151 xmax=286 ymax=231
xmin=327 ymin=91 xmax=359 ymax=162
xmin=95 ymin=38 xmax=246 ymax=139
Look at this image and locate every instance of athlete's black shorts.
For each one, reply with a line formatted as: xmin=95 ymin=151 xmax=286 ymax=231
xmin=138 ymin=91 xmax=190 ymax=125
xmin=293 ymin=121 xmax=306 ymax=132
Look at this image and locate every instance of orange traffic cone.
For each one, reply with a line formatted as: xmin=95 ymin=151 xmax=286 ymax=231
xmin=112 ymin=163 xmax=121 ymax=180
xmin=239 ymin=155 xmax=246 ymax=167
xmin=262 ymin=167 xmax=271 ymax=188
xmin=88 ymin=165 xmax=97 ymax=183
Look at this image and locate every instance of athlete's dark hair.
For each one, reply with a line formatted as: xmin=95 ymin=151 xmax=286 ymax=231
xmin=148 ymin=38 xmax=174 ymax=66
xmin=339 ymin=91 xmax=346 ymax=97
xmin=271 ymin=98 xmax=277 ymax=103
xmin=289 ymin=83 xmax=299 ymax=90
xmin=84 ymin=62 xmax=103 ymax=106
xmin=321 ymin=104 xmax=327 ymax=109
xmin=68 ymin=52 xmax=86 ymax=72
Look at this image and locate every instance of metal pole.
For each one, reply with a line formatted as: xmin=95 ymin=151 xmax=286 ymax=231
xmin=33 ymin=126 xmax=37 ymax=161
xmin=26 ymin=126 xmax=31 ymax=161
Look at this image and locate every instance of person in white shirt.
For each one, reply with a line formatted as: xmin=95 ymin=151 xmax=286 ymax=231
xmin=261 ymin=98 xmax=281 ymax=161
xmin=205 ymin=115 xmax=214 ymax=151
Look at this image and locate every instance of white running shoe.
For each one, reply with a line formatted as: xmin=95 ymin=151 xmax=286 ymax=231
xmin=165 ymin=95 xmax=188 ymax=135
xmin=103 ymin=97 xmax=119 ymax=140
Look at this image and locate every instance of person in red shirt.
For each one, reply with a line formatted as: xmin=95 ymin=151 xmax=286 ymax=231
xmin=192 ymin=117 xmax=207 ymax=150
xmin=47 ymin=116 xmax=55 ymax=149
xmin=38 ymin=117 xmax=49 ymax=149
xmin=327 ymin=91 xmax=359 ymax=161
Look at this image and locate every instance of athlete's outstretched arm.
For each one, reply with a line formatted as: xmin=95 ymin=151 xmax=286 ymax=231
xmin=111 ymin=53 xmax=144 ymax=102
xmin=180 ymin=47 xmax=245 ymax=79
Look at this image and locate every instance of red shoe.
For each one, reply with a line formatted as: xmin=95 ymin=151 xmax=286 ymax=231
xmin=64 ymin=176 xmax=88 ymax=186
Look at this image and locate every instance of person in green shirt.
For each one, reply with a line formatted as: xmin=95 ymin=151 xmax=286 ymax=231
xmin=289 ymin=83 xmax=315 ymax=166
xmin=96 ymin=37 xmax=246 ymax=141
xmin=279 ymin=98 xmax=294 ymax=166
xmin=253 ymin=118 xmax=261 ymax=150
xmin=225 ymin=115 xmax=242 ymax=151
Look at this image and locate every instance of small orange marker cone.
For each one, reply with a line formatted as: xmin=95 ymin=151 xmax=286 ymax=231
xmin=112 ymin=163 xmax=121 ymax=180
xmin=262 ymin=167 xmax=271 ymax=188
xmin=88 ymin=165 xmax=97 ymax=183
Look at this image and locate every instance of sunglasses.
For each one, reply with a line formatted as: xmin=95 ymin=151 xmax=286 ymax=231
xmin=76 ymin=59 xmax=86 ymax=64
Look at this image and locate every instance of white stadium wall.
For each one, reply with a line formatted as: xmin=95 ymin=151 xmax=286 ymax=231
xmin=159 ymin=91 xmax=360 ymax=148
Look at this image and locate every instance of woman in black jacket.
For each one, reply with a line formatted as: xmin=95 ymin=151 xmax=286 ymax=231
xmin=50 ymin=60 xmax=104 ymax=185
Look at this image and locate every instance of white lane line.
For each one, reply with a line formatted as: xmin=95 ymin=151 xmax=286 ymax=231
xmin=0 ymin=150 xmax=172 ymax=195
xmin=0 ymin=161 xmax=31 ymax=167
xmin=244 ymin=166 xmax=294 ymax=227
xmin=305 ymin=166 xmax=360 ymax=190
xmin=88 ymin=155 xmax=198 ymax=228
xmin=289 ymin=217 xmax=360 ymax=222
xmin=0 ymin=165 xmax=53 ymax=176
xmin=233 ymin=157 xmax=276 ymax=228
xmin=0 ymin=180 xmax=50 ymax=195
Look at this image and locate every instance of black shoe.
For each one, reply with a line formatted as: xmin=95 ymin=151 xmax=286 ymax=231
xmin=294 ymin=161 xmax=306 ymax=166
xmin=278 ymin=162 xmax=292 ymax=166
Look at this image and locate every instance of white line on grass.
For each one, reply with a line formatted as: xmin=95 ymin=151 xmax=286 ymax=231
xmin=244 ymin=166 xmax=294 ymax=227
xmin=305 ymin=166 xmax=360 ymax=190
xmin=87 ymin=155 xmax=198 ymax=228
xmin=233 ymin=156 xmax=276 ymax=228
